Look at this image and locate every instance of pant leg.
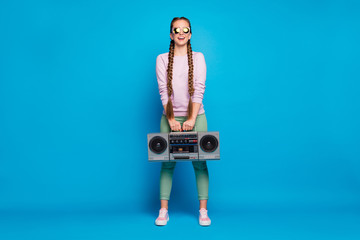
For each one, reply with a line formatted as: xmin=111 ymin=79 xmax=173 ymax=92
xmin=159 ymin=115 xmax=176 ymax=200
xmin=192 ymin=114 xmax=210 ymax=200
xmin=160 ymin=162 xmax=176 ymax=200
xmin=192 ymin=161 xmax=209 ymax=200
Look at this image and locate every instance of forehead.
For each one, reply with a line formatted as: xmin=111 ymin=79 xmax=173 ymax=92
xmin=172 ymin=19 xmax=189 ymax=28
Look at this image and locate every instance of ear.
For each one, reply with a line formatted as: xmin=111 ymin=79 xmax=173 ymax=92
xmin=170 ymin=33 xmax=174 ymax=40
xmin=189 ymin=33 xmax=192 ymax=40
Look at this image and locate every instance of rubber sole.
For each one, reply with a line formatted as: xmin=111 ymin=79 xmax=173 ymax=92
xmin=155 ymin=215 xmax=169 ymax=226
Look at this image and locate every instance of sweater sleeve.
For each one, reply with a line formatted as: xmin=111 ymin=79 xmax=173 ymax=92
xmin=156 ymin=54 xmax=169 ymax=106
xmin=192 ymin=52 xmax=206 ymax=104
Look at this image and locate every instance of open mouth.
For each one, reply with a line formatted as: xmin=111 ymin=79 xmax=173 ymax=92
xmin=178 ymin=37 xmax=185 ymax=40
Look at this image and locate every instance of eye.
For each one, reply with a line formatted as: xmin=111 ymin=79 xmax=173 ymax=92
xmin=183 ymin=27 xmax=189 ymax=33
xmin=174 ymin=28 xmax=180 ymax=34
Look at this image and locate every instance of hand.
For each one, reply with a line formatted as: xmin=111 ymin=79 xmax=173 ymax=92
xmin=168 ymin=118 xmax=182 ymax=132
xmin=182 ymin=118 xmax=196 ymax=131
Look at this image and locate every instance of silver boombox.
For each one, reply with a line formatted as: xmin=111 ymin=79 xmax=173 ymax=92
xmin=147 ymin=131 xmax=220 ymax=162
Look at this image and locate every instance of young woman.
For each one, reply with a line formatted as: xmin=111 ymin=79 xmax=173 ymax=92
xmin=154 ymin=17 xmax=211 ymax=226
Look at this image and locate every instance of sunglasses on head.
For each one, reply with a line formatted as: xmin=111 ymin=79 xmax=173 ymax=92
xmin=172 ymin=27 xmax=191 ymax=34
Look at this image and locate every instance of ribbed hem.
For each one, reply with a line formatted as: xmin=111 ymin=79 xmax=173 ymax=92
xmin=162 ymin=109 xmax=205 ymax=117
xmin=198 ymin=197 xmax=209 ymax=200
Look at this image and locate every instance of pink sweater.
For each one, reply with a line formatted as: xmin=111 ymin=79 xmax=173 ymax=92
xmin=156 ymin=51 xmax=206 ymax=117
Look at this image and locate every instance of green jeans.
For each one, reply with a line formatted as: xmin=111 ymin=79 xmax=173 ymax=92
xmin=159 ymin=113 xmax=209 ymax=200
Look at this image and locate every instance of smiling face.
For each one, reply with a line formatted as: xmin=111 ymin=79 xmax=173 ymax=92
xmin=170 ymin=19 xmax=192 ymax=47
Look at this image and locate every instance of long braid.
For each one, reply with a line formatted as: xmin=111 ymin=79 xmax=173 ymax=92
xmin=166 ymin=40 xmax=175 ymax=119
xmin=187 ymin=40 xmax=194 ymax=119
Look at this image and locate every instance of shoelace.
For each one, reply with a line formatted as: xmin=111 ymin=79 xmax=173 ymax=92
xmin=159 ymin=208 xmax=168 ymax=218
xmin=199 ymin=209 xmax=209 ymax=219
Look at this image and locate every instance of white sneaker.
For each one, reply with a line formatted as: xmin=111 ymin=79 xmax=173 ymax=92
xmin=155 ymin=208 xmax=169 ymax=226
xmin=199 ymin=208 xmax=211 ymax=226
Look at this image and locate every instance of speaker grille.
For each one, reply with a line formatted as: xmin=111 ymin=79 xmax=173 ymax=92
xmin=149 ymin=136 xmax=167 ymax=154
xmin=200 ymin=135 xmax=218 ymax=152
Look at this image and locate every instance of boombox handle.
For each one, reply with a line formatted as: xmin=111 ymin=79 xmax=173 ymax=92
xmin=171 ymin=125 xmax=197 ymax=132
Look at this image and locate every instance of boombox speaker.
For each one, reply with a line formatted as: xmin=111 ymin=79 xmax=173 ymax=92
xmin=198 ymin=131 xmax=220 ymax=160
xmin=147 ymin=133 xmax=169 ymax=161
xmin=147 ymin=131 xmax=220 ymax=162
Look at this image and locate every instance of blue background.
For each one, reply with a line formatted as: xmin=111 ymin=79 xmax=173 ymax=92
xmin=0 ymin=0 xmax=359 ymax=239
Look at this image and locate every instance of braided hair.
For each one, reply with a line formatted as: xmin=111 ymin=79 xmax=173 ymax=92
xmin=166 ymin=17 xmax=194 ymax=120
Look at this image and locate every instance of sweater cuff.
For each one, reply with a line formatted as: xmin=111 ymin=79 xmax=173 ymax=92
xmin=161 ymin=98 xmax=168 ymax=106
xmin=192 ymin=97 xmax=203 ymax=104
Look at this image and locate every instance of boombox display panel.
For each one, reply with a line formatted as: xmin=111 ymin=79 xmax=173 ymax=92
xmin=147 ymin=131 xmax=220 ymax=162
